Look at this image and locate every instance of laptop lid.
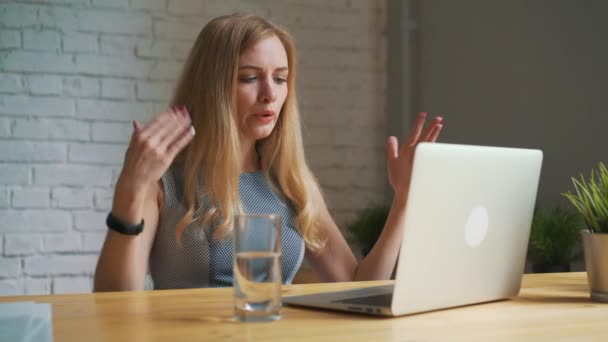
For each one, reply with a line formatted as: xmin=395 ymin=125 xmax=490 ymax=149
xmin=391 ymin=143 xmax=542 ymax=315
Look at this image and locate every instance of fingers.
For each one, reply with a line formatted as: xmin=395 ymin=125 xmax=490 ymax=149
xmin=157 ymin=107 xmax=192 ymax=149
xmin=132 ymin=120 xmax=142 ymax=138
xmin=406 ymin=112 xmax=428 ymax=147
xmin=426 ymin=123 xmax=443 ymax=142
xmin=166 ymin=125 xmax=195 ymax=158
xmin=421 ymin=116 xmax=443 ymax=141
xmin=139 ymin=110 xmax=171 ymax=138
xmin=422 ymin=116 xmax=443 ymax=141
xmin=386 ymin=136 xmax=399 ymax=160
xmin=137 ymin=107 xmax=191 ymax=150
xmin=418 ymin=115 xmax=436 ymax=142
xmin=129 ymin=106 xmax=194 ymax=164
xmin=396 ymin=112 xmax=444 ymax=154
xmin=139 ymin=107 xmax=186 ymax=142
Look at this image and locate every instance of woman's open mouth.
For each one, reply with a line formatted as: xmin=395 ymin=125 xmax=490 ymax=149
xmin=254 ymin=110 xmax=276 ymax=124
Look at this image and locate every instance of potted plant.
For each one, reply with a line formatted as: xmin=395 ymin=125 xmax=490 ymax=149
xmin=527 ymin=206 xmax=581 ymax=273
xmin=562 ymin=161 xmax=608 ymax=303
xmin=346 ymin=204 xmax=390 ymax=257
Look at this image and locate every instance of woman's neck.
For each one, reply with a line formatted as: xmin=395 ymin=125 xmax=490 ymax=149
xmin=240 ymin=140 xmax=260 ymax=173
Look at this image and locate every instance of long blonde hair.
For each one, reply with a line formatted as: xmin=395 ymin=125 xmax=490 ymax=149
xmin=170 ymin=14 xmax=326 ymax=252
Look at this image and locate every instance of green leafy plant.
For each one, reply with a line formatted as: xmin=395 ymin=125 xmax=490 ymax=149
xmin=346 ymin=204 xmax=390 ymax=256
xmin=562 ymin=162 xmax=608 ymax=233
xmin=527 ymin=206 xmax=581 ymax=267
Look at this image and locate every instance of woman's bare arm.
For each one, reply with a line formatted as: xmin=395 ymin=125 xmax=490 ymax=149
xmin=93 ymin=107 xmax=194 ymax=292
xmin=93 ymin=182 xmax=161 ymax=292
xmin=306 ymin=113 xmax=443 ymax=282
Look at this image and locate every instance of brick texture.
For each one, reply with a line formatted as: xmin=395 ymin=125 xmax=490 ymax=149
xmin=0 ymin=0 xmax=386 ymax=295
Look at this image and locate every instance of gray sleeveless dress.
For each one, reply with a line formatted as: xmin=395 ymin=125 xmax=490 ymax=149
xmin=149 ymin=165 xmax=305 ymax=289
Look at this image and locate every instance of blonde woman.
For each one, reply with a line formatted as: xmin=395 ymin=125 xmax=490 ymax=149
xmin=94 ymin=14 xmax=443 ymax=291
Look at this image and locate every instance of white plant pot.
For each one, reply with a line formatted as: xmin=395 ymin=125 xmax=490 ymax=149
xmin=581 ymin=230 xmax=608 ymax=303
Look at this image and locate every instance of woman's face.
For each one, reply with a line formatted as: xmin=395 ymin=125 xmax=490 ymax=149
xmin=236 ymin=34 xmax=289 ymax=145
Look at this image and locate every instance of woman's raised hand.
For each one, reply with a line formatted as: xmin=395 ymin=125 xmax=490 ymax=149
xmin=386 ymin=112 xmax=443 ymax=203
xmin=116 ymin=107 xmax=195 ymax=195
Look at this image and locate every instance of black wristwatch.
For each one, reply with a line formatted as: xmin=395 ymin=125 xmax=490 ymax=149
xmin=106 ymin=212 xmax=144 ymax=235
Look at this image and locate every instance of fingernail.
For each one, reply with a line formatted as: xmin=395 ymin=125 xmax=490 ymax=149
xmin=189 ymin=125 xmax=196 ymax=136
xmin=175 ymin=107 xmax=183 ymax=116
xmin=436 ymin=116 xmax=443 ymax=121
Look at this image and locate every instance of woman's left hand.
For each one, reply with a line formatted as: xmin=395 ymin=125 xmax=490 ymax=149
xmin=386 ymin=112 xmax=444 ymax=204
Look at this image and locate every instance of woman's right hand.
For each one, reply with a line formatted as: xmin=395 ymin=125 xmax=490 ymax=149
xmin=96 ymin=108 xmax=192 ymax=291
xmin=116 ymin=107 xmax=195 ymax=196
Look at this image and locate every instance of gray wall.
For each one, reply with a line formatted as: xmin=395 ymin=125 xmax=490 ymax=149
xmin=414 ymin=0 xmax=608 ymax=209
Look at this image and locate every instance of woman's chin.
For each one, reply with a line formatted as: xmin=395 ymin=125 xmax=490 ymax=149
xmin=250 ymin=126 xmax=275 ymax=140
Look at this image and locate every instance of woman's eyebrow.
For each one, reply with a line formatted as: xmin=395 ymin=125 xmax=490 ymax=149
xmin=238 ymin=65 xmax=289 ymax=72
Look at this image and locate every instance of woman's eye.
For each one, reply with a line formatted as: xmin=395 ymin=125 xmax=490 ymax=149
xmin=239 ymin=76 xmax=256 ymax=83
xmin=274 ymin=77 xmax=287 ymax=84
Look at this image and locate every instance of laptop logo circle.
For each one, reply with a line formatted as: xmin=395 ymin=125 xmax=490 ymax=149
xmin=465 ymin=205 xmax=489 ymax=247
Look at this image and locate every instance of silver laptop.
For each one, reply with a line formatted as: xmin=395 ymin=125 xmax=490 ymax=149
xmin=283 ymin=142 xmax=543 ymax=316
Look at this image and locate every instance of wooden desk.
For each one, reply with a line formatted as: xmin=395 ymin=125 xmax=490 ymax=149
xmin=1 ymin=272 xmax=607 ymax=341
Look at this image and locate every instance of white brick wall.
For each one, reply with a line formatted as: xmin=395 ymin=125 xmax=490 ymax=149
xmin=0 ymin=94 xmax=74 ymax=117
xmin=0 ymin=165 xmax=31 ymax=185
xmin=0 ymin=258 xmax=21 ymax=277
xmin=51 ymin=187 xmax=94 ymax=209
xmin=24 ymin=255 xmax=97 ymax=276
xmin=0 ymin=0 xmax=386 ymax=295
xmin=0 ymin=279 xmax=23 ymax=296
xmin=0 ymin=189 xmax=9 ymax=208
xmin=101 ymin=79 xmax=135 ymax=100
xmin=0 ymin=74 xmax=22 ymax=93
xmin=62 ymin=32 xmax=98 ymax=53
xmin=12 ymin=188 xmax=51 ymax=209
xmin=25 ymin=75 xmax=63 ymax=95
xmin=23 ymin=29 xmax=62 ymax=52
xmin=63 ymin=76 xmax=100 ymax=97
xmin=0 ymin=30 xmax=21 ymax=48
xmin=53 ymin=276 xmax=91 ymax=294
xmin=25 ymin=277 xmax=51 ymax=295
xmin=0 ymin=210 xmax=71 ymax=233
xmin=4 ymin=234 xmax=42 ymax=256
xmin=34 ymin=165 xmax=113 ymax=186
xmin=13 ymin=118 xmax=90 ymax=141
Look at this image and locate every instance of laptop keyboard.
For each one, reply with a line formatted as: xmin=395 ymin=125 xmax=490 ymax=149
xmin=334 ymin=293 xmax=393 ymax=307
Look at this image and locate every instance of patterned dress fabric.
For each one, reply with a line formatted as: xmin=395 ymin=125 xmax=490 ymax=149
xmin=149 ymin=164 xmax=305 ymax=289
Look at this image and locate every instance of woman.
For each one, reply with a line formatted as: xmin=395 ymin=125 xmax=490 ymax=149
xmin=94 ymin=14 xmax=443 ymax=291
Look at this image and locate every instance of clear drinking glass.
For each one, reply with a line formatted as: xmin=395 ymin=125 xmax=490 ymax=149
xmin=233 ymin=214 xmax=282 ymax=322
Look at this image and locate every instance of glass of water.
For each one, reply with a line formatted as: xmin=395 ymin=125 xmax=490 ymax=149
xmin=233 ymin=214 xmax=282 ymax=322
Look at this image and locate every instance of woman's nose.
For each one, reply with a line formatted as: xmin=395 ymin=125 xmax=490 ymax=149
xmin=258 ymin=79 xmax=276 ymax=103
